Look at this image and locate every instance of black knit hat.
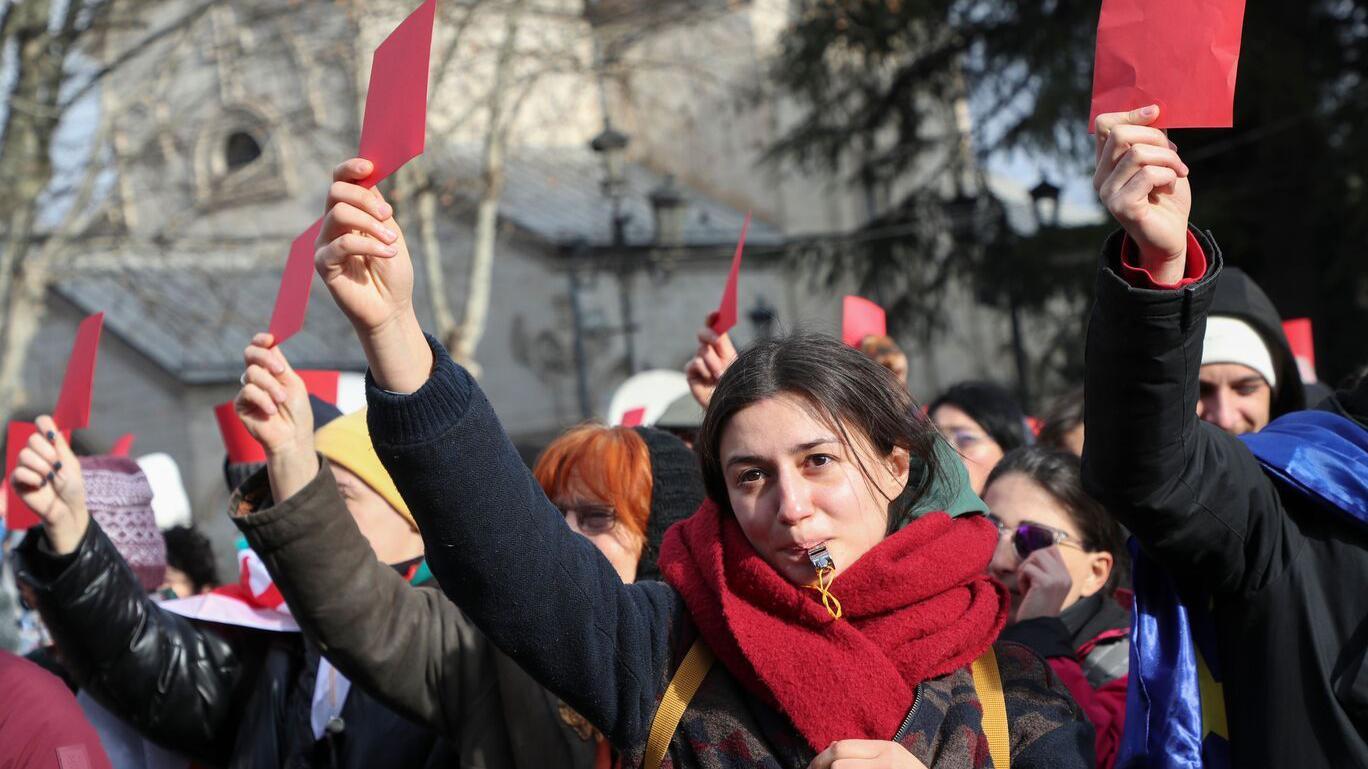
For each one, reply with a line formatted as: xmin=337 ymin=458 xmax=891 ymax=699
xmin=928 ymin=380 xmax=1032 ymax=453
xmin=632 ymin=426 xmax=706 ymax=582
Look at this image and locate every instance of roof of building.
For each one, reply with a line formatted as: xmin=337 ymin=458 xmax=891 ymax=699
xmin=54 ymin=267 xmax=369 ymax=385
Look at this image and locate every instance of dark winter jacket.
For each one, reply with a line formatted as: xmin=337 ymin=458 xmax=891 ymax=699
xmin=1001 ymin=593 xmax=1131 ymax=768
xmin=1208 ymin=265 xmax=1306 ymax=417
xmin=230 ymin=427 xmax=706 ymax=769
xmin=1081 ymin=228 xmax=1368 ymax=767
xmin=361 ymin=335 xmax=1094 ymax=768
xmin=12 ymin=520 xmax=454 ymax=769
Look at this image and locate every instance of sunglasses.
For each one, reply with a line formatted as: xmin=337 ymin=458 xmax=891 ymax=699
xmin=985 ymin=513 xmax=1086 ymax=560
xmin=559 ymin=504 xmax=618 ymax=536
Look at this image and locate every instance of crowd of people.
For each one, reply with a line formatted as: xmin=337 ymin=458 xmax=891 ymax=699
xmin=0 ymin=104 xmax=1364 ymax=769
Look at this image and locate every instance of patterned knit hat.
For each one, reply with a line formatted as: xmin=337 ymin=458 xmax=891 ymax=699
xmin=80 ymin=455 xmax=166 ymax=591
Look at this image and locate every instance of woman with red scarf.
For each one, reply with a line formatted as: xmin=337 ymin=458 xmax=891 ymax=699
xmin=270 ymin=156 xmax=1093 ymax=768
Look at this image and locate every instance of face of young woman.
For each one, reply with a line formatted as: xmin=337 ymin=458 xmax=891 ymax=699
xmin=718 ymin=394 xmax=910 ymax=585
xmin=982 ymin=472 xmax=1113 ymax=614
xmin=553 ymin=475 xmax=645 ymax=585
xmin=930 ymin=404 xmax=1005 ymax=495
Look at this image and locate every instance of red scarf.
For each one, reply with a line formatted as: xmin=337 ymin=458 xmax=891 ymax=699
xmin=659 ymin=502 xmax=1008 ymax=751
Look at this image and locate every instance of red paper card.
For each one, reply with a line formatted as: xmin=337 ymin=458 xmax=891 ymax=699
xmin=620 ymin=407 xmax=646 ymax=428
xmin=111 ymin=433 xmax=136 ymax=458
xmin=710 ymin=213 xmax=751 ymax=335
xmin=1089 ymin=0 xmax=1247 ymax=129
xmin=268 ymin=217 xmax=324 ymax=345
xmin=842 ymin=296 xmax=887 ymax=347
xmin=297 ymin=370 xmax=341 ymax=405
xmin=215 ymin=402 xmax=267 ymax=465
xmin=268 ymin=0 xmax=435 ymax=344
xmin=1282 ymin=318 xmax=1316 ymax=384
xmin=52 ymin=312 xmax=104 ymax=432
xmin=356 ymin=0 xmax=436 ymax=189
xmin=5 ymin=421 xmax=40 ymax=530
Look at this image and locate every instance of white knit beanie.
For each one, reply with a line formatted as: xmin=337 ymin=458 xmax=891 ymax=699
xmin=1202 ymin=316 xmax=1277 ymax=390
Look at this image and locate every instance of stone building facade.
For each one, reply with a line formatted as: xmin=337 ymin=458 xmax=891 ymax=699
xmin=20 ymin=0 xmax=1038 ymax=571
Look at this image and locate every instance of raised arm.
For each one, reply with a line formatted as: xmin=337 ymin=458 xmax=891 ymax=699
xmin=10 ymin=418 xmax=248 ymax=759
xmin=232 ymin=337 xmax=485 ymax=736
xmin=1082 ymin=107 xmax=1294 ymax=593
xmin=313 ymin=160 xmax=680 ymax=747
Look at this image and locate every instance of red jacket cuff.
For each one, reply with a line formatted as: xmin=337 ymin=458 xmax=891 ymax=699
xmin=1119 ymin=231 xmax=1207 ymax=289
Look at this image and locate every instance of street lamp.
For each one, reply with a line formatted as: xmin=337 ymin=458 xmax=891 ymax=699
xmin=649 ymin=175 xmax=687 ymax=246
xmin=589 ymin=123 xmax=637 ymax=372
xmin=1029 ymin=178 xmax=1062 ymax=229
xmin=590 ymin=125 xmax=630 ymax=201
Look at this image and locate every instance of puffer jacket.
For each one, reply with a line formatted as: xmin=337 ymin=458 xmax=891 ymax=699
xmin=12 ymin=522 xmax=454 ymax=769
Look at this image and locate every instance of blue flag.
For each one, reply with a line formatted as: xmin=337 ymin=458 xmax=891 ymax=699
xmin=1119 ymin=410 xmax=1368 ymax=768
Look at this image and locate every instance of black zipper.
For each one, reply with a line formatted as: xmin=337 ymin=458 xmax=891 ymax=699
xmin=891 ymin=684 xmax=922 ymax=742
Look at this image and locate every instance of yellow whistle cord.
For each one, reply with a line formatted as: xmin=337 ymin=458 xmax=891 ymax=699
xmin=805 ymin=565 xmax=844 ymax=620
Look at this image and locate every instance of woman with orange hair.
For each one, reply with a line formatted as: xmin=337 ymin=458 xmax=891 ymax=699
xmin=218 ymin=337 xmax=706 ymax=769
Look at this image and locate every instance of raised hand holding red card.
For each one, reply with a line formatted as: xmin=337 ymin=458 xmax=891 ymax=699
xmin=1090 ymin=0 xmax=1248 ymax=130
xmin=710 ymin=213 xmax=751 ymax=335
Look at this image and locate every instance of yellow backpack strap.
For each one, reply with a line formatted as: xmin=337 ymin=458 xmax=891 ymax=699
xmin=644 ymin=638 xmax=715 ymax=769
xmin=971 ymin=647 xmax=1010 ymax=769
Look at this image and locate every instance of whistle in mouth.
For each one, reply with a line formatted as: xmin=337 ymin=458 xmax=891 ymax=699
xmin=807 ymin=543 xmax=834 ymax=572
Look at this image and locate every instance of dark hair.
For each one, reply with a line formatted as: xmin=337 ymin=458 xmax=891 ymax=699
xmin=928 ymin=381 xmax=1031 ymax=453
xmin=1037 ymin=388 xmax=1085 ymax=452
xmin=696 ymin=334 xmax=939 ymax=533
xmin=985 ymin=446 xmax=1128 ymax=592
xmin=162 ymin=526 xmax=219 ymax=593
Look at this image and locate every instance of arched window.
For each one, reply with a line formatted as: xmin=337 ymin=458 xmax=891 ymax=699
xmin=225 ymin=131 xmax=262 ymax=171
xmin=194 ymin=105 xmax=289 ymax=206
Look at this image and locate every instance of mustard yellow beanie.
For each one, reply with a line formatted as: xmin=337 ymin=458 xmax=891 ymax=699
xmin=315 ymin=408 xmax=415 ymax=530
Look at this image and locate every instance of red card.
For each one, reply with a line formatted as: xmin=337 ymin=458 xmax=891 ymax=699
xmin=297 ymin=370 xmax=341 ymax=405
xmin=356 ymin=0 xmax=436 ymax=189
xmin=268 ymin=0 xmax=435 ymax=344
xmin=1089 ymin=0 xmax=1247 ymax=129
xmin=215 ymin=402 xmax=267 ymax=464
xmin=5 ymin=422 xmax=40 ymax=530
xmin=842 ymin=296 xmax=887 ymax=348
xmin=111 ymin=433 xmax=136 ymax=458
xmin=620 ymin=407 xmax=646 ymax=428
xmin=268 ymin=217 xmax=324 ymax=345
xmin=710 ymin=213 xmax=751 ymax=335
xmin=1282 ymin=318 xmax=1316 ymax=384
xmin=52 ymin=312 xmax=104 ymax=432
